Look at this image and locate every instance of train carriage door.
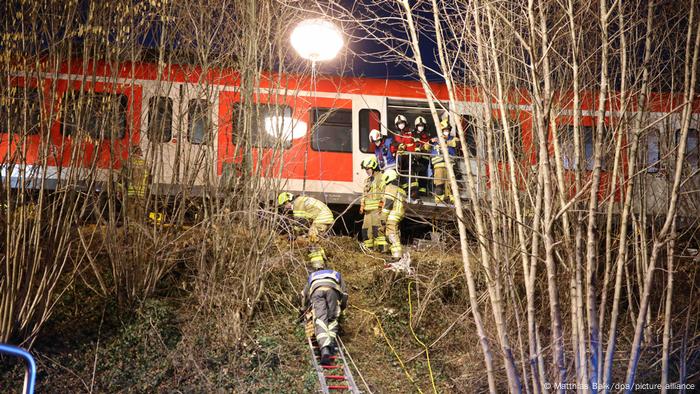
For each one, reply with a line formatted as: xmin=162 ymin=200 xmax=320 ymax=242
xmin=453 ymin=101 xmax=486 ymax=199
xmin=179 ymin=82 xmax=219 ymax=191
xmin=353 ymin=95 xmax=385 ymax=194
xmin=141 ymin=83 xmax=179 ymax=195
xmin=643 ymin=111 xmax=700 ymax=218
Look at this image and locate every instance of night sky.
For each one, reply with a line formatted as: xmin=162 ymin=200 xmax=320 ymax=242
xmin=313 ymin=0 xmax=442 ymax=81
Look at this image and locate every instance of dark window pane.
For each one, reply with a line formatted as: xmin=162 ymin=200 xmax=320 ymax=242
xmin=678 ymin=128 xmax=699 ymax=169
xmin=645 ymin=130 xmax=660 ymax=173
xmin=584 ymin=127 xmax=595 ymax=170
xmin=232 ymin=104 xmax=293 ymax=149
xmin=148 ymin=97 xmax=172 ymax=143
xmin=188 ymin=99 xmax=210 ymax=144
xmin=1 ymin=87 xmax=41 ymax=135
xmin=560 ymin=126 xmax=597 ymax=170
xmin=62 ymin=91 xmax=127 ymax=140
xmin=311 ymin=108 xmax=352 ymax=153
xmin=359 ymin=109 xmax=381 ymax=153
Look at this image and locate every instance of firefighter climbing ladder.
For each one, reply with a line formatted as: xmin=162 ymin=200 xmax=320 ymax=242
xmin=307 ymin=337 xmax=361 ymax=393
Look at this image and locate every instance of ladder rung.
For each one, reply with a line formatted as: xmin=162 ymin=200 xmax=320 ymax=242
xmin=328 ymin=385 xmax=350 ymax=390
xmin=321 ymin=365 xmax=342 ymax=369
xmin=324 ymin=375 xmax=346 ymax=380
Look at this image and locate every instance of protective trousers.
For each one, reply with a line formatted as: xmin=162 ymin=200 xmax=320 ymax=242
xmin=362 ymin=209 xmax=386 ymax=251
xmin=385 ymin=218 xmax=402 ymax=258
xmin=311 ymin=287 xmax=341 ymax=349
xmin=307 ymin=222 xmax=329 ymax=264
xmin=432 ymin=166 xmax=452 ymax=204
xmin=398 ymin=155 xmax=419 ymax=199
xmin=416 ymin=158 xmax=429 ymax=195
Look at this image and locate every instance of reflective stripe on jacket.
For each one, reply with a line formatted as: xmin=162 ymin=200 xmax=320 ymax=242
xmin=303 ymin=269 xmax=348 ymax=309
xmin=382 ymin=184 xmax=406 ymax=222
xmin=429 ymin=137 xmax=458 ymax=168
xmin=362 ymin=174 xmax=384 ymax=211
xmin=127 ymin=157 xmax=149 ymax=197
xmin=374 ymin=137 xmax=397 ymax=170
xmin=293 ymin=196 xmax=334 ymax=225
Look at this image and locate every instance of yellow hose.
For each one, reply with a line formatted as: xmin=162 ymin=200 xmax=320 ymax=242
xmin=352 ymin=305 xmax=425 ymax=394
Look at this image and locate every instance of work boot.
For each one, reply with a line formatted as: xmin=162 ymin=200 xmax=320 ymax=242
xmin=320 ymin=346 xmax=333 ymax=365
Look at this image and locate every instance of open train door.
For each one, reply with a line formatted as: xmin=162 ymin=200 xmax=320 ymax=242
xmin=453 ymin=101 xmax=487 ymax=201
xmin=352 ymin=94 xmax=385 ymax=201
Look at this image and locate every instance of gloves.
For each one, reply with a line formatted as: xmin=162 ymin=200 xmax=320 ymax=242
xmin=359 ymin=204 xmax=364 ymax=215
xmin=309 ymin=233 xmax=319 ymax=244
xmin=378 ymin=200 xmax=384 ymax=209
xmin=398 ymin=143 xmax=406 ymax=151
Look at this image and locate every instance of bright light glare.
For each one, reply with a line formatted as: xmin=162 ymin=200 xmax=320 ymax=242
xmin=290 ymin=19 xmax=343 ymax=62
xmin=264 ymin=116 xmax=307 ymax=142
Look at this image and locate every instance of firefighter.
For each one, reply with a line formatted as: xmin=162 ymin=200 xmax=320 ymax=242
xmin=120 ymin=145 xmax=150 ymax=221
xmin=394 ymin=115 xmax=419 ymax=201
xmin=380 ymin=169 xmax=406 ymax=259
xmin=359 ymin=156 xmax=387 ymax=252
xmin=415 ymin=117 xmax=433 ymax=196
xmin=424 ymin=119 xmax=459 ymax=204
xmin=278 ymin=192 xmax=334 ymax=265
xmin=301 ymin=259 xmax=348 ymax=365
xmin=369 ymin=128 xmax=397 ymax=171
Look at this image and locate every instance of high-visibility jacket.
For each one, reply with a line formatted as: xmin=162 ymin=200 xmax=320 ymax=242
xmin=361 ymin=174 xmax=384 ymax=211
xmin=126 ymin=157 xmax=149 ymax=198
xmin=292 ymin=196 xmax=334 ymax=225
xmin=374 ymin=137 xmax=397 ymax=170
xmin=382 ymin=183 xmax=406 ymax=222
xmin=395 ymin=132 xmax=417 ymax=152
xmin=302 ymin=269 xmax=348 ymax=309
xmin=426 ymin=136 xmax=458 ymax=168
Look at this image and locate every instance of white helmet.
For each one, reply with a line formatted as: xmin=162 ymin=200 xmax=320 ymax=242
xmin=414 ymin=116 xmax=427 ymax=127
xmin=369 ymin=129 xmax=382 ymax=142
xmin=394 ymin=114 xmax=407 ymax=127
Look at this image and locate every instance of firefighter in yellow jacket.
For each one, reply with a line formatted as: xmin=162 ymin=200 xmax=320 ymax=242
xmin=120 ymin=145 xmax=150 ymax=221
xmin=278 ymin=192 xmax=334 ymax=264
xmin=423 ymin=119 xmax=459 ymax=204
xmin=360 ymin=157 xmax=387 ymax=252
xmin=380 ymin=169 xmax=406 ymax=259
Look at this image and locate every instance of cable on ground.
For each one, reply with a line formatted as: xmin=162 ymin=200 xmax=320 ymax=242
xmin=352 ymin=305 xmax=425 ymax=394
xmin=408 ymin=281 xmax=438 ymax=394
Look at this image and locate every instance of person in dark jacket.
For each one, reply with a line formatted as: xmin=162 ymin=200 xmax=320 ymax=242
xmin=301 ymin=260 xmax=348 ymax=365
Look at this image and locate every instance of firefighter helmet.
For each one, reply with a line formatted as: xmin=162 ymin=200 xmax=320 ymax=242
xmin=414 ymin=116 xmax=427 ymax=127
xmin=383 ymin=169 xmax=398 ymax=185
xmin=361 ymin=156 xmax=379 ymax=170
xmin=440 ymin=118 xmax=451 ymax=130
xmin=394 ymin=114 xmax=407 ymax=127
xmin=369 ymin=129 xmax=382 ymax=142
xmin=277 ymin=192 xmax=294 ymax=206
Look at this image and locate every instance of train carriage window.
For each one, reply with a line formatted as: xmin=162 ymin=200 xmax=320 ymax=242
xmin=359 ymin=109 xmax=381 ymax=153
xmin=147 ymin=97 xmax=173 ymax=143
xmin=62 ymin=91 xmax=127 ymax=140
xmin=0 ymin=87 xmax=41 ymax=135
xmin=232 ymin=103 xmax=293 ymax=149
xmin=677 ymin=128 xmax=699 ymax=169
xmin=644 ymin=129 xmax=660 ymax=173
xmin=311 ymin=108 xmax=352 ymax=153
xmin=560 ymin=126 xmax=604 ymax=170
xmin=188 ymin=99 xmax=210 ymax=144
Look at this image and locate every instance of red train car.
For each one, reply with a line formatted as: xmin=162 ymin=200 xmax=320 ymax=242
xmin=1 ymin=60 xmax=698 ymax=216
